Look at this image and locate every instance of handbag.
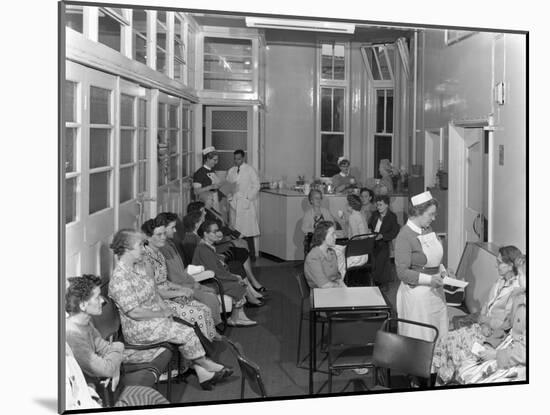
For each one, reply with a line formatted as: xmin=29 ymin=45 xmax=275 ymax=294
xmin=172 ymin=316 xmax=216 ymax=357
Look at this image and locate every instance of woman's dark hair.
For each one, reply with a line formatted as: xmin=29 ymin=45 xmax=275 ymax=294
xmin=408 ymin=198 xmax=439 ymax=217
xmin=499 ymin=245 xmax=523 ymax=276
xmin=65 ymin=274 xmax=102 ymax=314
xmin=360 ymin=187 xmax=374 ymax=202
xmin=198 ymin=219 xmax=218 ymax=238
xmin=141 ymin=218 xmax=164 ymax=237
xmin=234 ymin=149 xmax=245 ymax=157
xmin=308 ymin=188 xmax=323 ymax=204
xmin=110 ymin=229 xmax=141 ymax=258
xmin=374 ymin=194 xmax=391 ymax=205
xmin=187 ymin=201 xmax=205 ymax=214
xmin=310 ymin=221 xmax=335 ymax=249
xmin=155 ymin=212 xmax=179 ymax=227
xmin=183 ymin=210 xmax=204 ymax=233
xmin=347 ymin=194 xmax=362 ymax=211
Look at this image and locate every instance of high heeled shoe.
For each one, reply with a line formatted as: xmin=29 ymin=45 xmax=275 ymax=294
xmin=199 ymin=370 xmax=224 ymax=391
xmin=253 ymin=285 xmax=267 ymax=293
xmin=218 ymin=366 xmax=234 ymax=379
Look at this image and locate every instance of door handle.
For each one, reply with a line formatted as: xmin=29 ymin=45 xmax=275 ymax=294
xmin=472 ymin=213 xmax=481 ymax=238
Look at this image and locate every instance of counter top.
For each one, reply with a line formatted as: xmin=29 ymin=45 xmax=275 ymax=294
xmin=260 ymin=188 xmax=409 ymax=198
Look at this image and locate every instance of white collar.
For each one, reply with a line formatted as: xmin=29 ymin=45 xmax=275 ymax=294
xmin=406 ymin=219 xmax=422 ymax=234
xmin=340 ymin=172 xmax=349 ymax=177
xmin=203 ymin=164 xmax=212 ymax=171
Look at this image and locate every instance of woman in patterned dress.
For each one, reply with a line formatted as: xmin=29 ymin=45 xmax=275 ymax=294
xmin=108 ymin=229 xmax=231 ymax=390
xmin=141 ymin=218 xmax=219 ymax=341
xmin=431 ymin=245 xmax=523 ymax=385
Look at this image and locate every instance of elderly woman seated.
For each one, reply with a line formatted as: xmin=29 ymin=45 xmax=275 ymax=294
xmin=141 ymin=218 xmax=220 ymax=341
xmin=304 ymin=221 xmax=346 ymax=289
xmin=192 ymin=219 xmax=258 ymax=327
xmin=189 ymin=195 xmax=267 ymax=293
xmin=431 ymin=245 xmax=524 ymax=385
xmin=108 ymin=229 xmax=231 ymax=390
xmin=65 ymin=275 xmax=170 ymax=408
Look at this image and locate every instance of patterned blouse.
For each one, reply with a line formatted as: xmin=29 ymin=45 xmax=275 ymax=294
xmin=143 ymin=245 xmax=170 ymax=289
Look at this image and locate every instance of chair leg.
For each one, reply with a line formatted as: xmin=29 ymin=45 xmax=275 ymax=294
xmin=296 ymin=311 xmax=304 ymax=366
xmin=328 ymin=369 xmax=332 ymax=393
xmin=241 ymin=376 xmax=246 ymax=399
xmin=166 ymin=360 xmax=172 ymax=402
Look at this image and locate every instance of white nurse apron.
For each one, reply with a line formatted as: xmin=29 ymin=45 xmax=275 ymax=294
xmin=396 ymin=231 xmax=449 ymax=342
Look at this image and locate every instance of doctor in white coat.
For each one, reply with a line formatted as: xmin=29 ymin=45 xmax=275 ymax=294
xmin=226 ymin=149 xmax=260 ymax=260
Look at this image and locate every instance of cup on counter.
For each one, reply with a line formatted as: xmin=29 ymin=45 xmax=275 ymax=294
xmin=278 ymin=180 xmax=284 ymax=189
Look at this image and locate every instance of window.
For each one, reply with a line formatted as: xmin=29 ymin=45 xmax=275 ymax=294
xmin=174 ymin=14 xmax=187 ymax=83
xmin=157 ymin=101 xmax=181 ymax=185
xmin=203 ymin=37 xmax=253 ymax=92
xmin=208 ymin=108 xmax=249 ymax=170
xmin=181 ymin=106 xmax=192 ymax=178
xmin=98 ymin=8 xmax=130 ymax=53
xmin=364 ymin=45 xmax=394 ymax=81
xmin=132 ymin=9 xmax=148 ymax=64
xmin=119 ymin=94 xmax=136 ymax=203
xmin=318 ymin=42 xmax=348 ymax=177
xmin=137 ymin=99 xmax=148 ymax=193
xmin=65 ymin=5 xmax=83 ymax=33
xmin=156 ymin=11 xmax=168 ymax=74
xmin=64 ymin=80 xmax=80 ymax=224
xmin=445 ymin=30 xmax=477 ymax=46
xmin=374 ymin=89 xmax=394 ymax=177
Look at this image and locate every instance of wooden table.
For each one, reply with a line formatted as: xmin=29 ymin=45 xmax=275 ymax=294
xmin=308 ymin=286 xmax=391 ymax=394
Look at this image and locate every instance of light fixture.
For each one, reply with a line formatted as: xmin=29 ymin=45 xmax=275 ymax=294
xmin=245 ymin=17 xmax=355 ymax=34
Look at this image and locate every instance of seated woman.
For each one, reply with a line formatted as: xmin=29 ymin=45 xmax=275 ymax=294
xmin=65 ymin=342 xmax=168 ymax=410
xmin=155 ymin=212 xmax=224 ymax=330
xmin=190 ymin=195 xmax=267 ymax=294
xmin=141 ymin=218 xmax=219 ymax=341
xmin=108 ymin=229 xmax=231 ymax=390
xmin=301 ymin=189 xmax=340 ymax=255
xmin=65 ymin=276 xmax=170 ymax=408
xmin=331 ymin=156 xmax=359 ymax=193
xmin=304 ymin=221 xmax=346 ymax=289
xmin=456 ymin=255 xmax=527 ymax=384
xmin=368 ymin=194 xmax=400 ymax=289
xmin=192 ymin=220 xmax=258 ymax=327
xmin=343 ymin=194 xmax=370 ymax=238
xmin=359 ymin=187 xmax=376 ymax=224
xmin=431 ymin=245 xmax=523 ymax=385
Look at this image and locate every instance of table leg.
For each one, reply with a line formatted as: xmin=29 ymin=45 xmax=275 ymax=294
xmin=309 ymin=309 xmax=316 ymax=394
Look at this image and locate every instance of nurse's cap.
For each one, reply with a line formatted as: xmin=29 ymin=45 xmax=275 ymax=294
xmin=202 ymin=146 xmax=216 ymax=155
xmin=411 ymin=190 xmax=433 ymax=206
xmin=337 ymin=156 xmax=350 ymax=165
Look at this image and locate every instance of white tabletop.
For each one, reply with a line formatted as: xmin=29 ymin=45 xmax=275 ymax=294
xmin=312 ymin=286 xmax=388 ymax=310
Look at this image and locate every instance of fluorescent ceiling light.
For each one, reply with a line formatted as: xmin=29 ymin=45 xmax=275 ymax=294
xmin=245 ymin=17 xmax=355 ymax=34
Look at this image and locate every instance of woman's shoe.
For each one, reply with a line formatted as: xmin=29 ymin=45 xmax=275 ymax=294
xmin=218 ymin=366 xmax=234 ymax=379
xmin=253 ymin=285 xmax=267 ymax=293
xmin=199 ymin=371 xmax=224 ymax=391
xmin=245 ymin=300 xmax=264 ymax=308
xmin=227 ymin=317 xmax=258 ymax=327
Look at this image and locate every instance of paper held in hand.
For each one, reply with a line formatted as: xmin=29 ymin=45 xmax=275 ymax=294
xmin=443 ymin=276 xmax=469 ymax=288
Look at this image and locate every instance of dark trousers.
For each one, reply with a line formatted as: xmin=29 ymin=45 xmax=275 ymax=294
xmin=372 ymin=241 xmax=392 ymax=285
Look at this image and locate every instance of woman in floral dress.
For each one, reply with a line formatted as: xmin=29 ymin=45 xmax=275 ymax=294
xmin=431 ymin=245 xmax=523 ymax=385
xmin=108 ymin=229 xmax=231 ymax=390
xmin=141 ymin=218 xmax=218 ymax=341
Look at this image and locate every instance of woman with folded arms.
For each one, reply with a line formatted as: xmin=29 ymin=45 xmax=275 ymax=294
xmin=109 ymin=229 xmax=230 ymax=390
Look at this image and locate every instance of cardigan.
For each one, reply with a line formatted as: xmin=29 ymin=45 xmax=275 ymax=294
xmin=304 ymin=246 xmax=341 ymax=288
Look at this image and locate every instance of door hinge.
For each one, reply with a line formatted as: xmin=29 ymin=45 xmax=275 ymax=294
xmin=494 ymin=82 xmax=505 ymax=105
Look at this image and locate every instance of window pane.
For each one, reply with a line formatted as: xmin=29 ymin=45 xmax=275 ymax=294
xmin=89 ymin=171 xmax=111 ymax=214
xmin=379 ymin=47 xmax=391 ymax=80
xmin=90 ymin=87 xmax=110 ymax=125
xmin=66 ymin=6 xmax=83 ymax=33
xmin=157 ymin=11 xmax=166 ymax=25
xmin=203 ymin=78 xmax=253 ymax=93
xmin=182 ymin=131 xmax=189 ymax=152
xmin=121 ymin=94 xmax=134 ymax=126
xmin=203 ymin=56 xmax=252 ymax=74
xmin=139 ymin=99 xmax=147 ymax=127
xmin=158 ymin=104 xmax=166 ymax=128
xmin=374 ymin=135 xmax=392 ymax=177
xmin=156 ymin=48 xmax=167 ymax=73
xmin=138 ymin=130 xmax=147 ymax=160
xmin=65 ymin=81 xmax=77 ymax=122
xmin=65 ymin=128 xmax=77 ymax=173
xmin=133 ymin=33 xmax=147 ymax=64
xmin=321 ymin=44 xmax=333 ymax=80
xmin=368 ymin=48 xmax=381 ymax=80
xmin=120 ymin=130 xmax=134 ymax=164
xmin=169 ymin=155 xmax=179 ymax=181
xmin=211 ymin=131 xmax=247 ymax=150
xmin=157 ymin=21 xmax=167 ymax=50
xmin=65 ymin=177 xmax=78 ymax=224
xmin=174 ymin=18 xmax=183 ymax=59
xmin=386 ymin=90 xmax=394 ymax=134
xmin=169 ymin=130 xmax=178 ymax=154
xmin=98 ymin=9 xmax=121 ymax=52
xmin=376 ymin=90 xmax=385 ymax=133
xmin=138 ymin=161 xmax=147 ymax=193
xmin=321 ymin=134 xmax=343 ymax=177
xmin=182 ymin=154 xmax=189 ymax=177
xmin=182 ymin=108 xmax=189 ymax=129
xmin=211 ymin=110 xmax=247 ymax=130
xmin=119 ymin=166 xmax=134 ymax=203
xmin=334 ymin=44 xmax=345 ymax=80
xmin=333 ymin=88 xmax=344 ymax=132
xmin=169 ymin=105 xmax=178 ymax=128
xmin=132 ymin=9 xmax=147 ymax=36
xmin=90 ymin=128 xmax=111 ymax=168
xmin=321 ymin=88 xmax=332 ymax=132
xmin=174 ymin=61 xmax=183 ymax=80
xmin=204 ymin=37 xmax=252 ymax=56
xmin=214 ymin=152 xmax=235 ymax=171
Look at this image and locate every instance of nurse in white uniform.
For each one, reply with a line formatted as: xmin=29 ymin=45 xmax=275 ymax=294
xmin=394 ymin=191 xmax=449 ymax=342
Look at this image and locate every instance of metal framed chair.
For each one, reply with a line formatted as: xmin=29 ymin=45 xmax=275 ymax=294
xmin=294 ymin=270 xmax=328 ymax=369
xmin=225 ymin=339 xmax=267 ymax=399
xmin=325 ymin=310 xmax=390 ymax=393
xmin=343 ymin=234 xmax=376 ymax=286
xmin=371 ymin=318 xmax=439 ymax=389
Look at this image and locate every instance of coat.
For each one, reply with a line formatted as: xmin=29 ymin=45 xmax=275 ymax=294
xmin=226 ymin=162 xmax=260 ymax=237
xmin=368 ymin=209 xmax=399 ymax=244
